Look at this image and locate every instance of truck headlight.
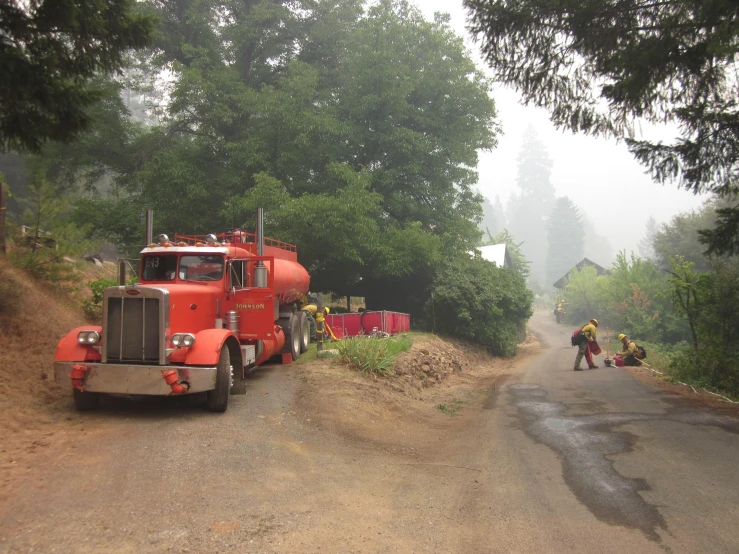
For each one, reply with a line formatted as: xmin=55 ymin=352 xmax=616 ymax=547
xmin=171 ymin=333 xmax=196 ymax=347
xmin=77 ymin=330 xmax=101 ymax=345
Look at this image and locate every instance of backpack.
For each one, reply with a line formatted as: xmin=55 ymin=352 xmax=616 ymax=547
xmin=636 ymin=345 xmax=647 ymax=359
xmin=571 ymin=329 xmax=585 ymax=347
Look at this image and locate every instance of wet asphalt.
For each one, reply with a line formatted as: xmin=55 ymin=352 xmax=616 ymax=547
xmin=490 ymin=311 xmax=739 ymax=552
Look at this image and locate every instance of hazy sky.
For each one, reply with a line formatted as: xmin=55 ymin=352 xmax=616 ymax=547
xmin=415 ymin=1 xmax=707 ymax=258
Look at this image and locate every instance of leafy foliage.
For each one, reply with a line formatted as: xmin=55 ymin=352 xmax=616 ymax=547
xmin=46 ymin=0 xmax=499 ymax=315
xmin=0 ymin=0 xmax=155 ymax=152
xmin=465 ymin=0 xmax=739 ymax=255
xmin=562 ymin=253 xmax=686 ymax=343
xmin=428 ymin=255 xmax=533 ymax=356
xmin=336 ymin=335 xmax=412 ymax=376
xmin=9 ymin=172 xmax=94 ymax=285
xmin=667 ymin=257 xmax=739 ymax=396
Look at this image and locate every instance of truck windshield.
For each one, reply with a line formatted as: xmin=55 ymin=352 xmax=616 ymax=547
xmin=142 ymin=255 xmax=178 ymax=281
xmin=179 ymin=255 xmax=224 ymax=281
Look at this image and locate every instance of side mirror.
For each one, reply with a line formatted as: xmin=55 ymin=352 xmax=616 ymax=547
xmin=226 ymin=261 xmax=236 ymax=294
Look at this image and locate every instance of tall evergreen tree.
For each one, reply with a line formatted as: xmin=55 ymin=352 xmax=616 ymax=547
xmin=582 ymin=215 xmax=613 ymax=267
xmin=464 ymin=0 xmax=739 ymax=256
xmin=479 ymin=194 xmax=506 ymax=239
xmin=546 ymin=197 xmax=584 ymax=286
xmin=507 ymin=125 xmax=556 ymax=284
xmin=638 ymin=216 xmax=659 ymax=260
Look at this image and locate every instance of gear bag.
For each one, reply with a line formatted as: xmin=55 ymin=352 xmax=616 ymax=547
xmin=571 ymin=329 xmax=586 ymax=347
xmin=636 ymin=345 xmax=647 ymax=359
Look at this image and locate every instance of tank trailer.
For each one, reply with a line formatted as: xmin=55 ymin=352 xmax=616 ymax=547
xmin=54 ymin=211 xmax=311 ymax=412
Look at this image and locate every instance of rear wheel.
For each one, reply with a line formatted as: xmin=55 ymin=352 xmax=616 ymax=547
xmin=72 ymin=389 xmax=100 ymax=411
xmin=278 ymin=314 xmax=301 ymax=361
xmin=297 ymin=311 xmax=310 ymax=353
xmin=206 ymin=346 xmax=230 ymax=412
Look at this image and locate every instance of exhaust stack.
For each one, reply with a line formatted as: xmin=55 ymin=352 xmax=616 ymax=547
xmin=145 ymin=208 xmax=154 ymax=246
xmin=255 ymin=208 xmax=267 ymax=288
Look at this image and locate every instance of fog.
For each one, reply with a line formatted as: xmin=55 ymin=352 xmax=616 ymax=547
xmin=416 ymin=1 xmax=707 ymax=261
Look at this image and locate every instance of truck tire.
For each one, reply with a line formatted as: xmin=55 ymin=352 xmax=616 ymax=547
xmin=206 ymin=346 xmax=230 ymax=412
xmin=278 ymin=315 xmax=301 ymax=361
xmin=73 ymin=389 xmax=100 ymax=411
xmin=297 ymin=311 xmax=310 ymax=353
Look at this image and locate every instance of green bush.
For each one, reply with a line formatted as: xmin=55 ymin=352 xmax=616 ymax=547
xmin=669 ymin=347 xmax=739 ymax=399
xmin=83 ymin=277 xmax=119 ymax=319
xmin=83 ymin=276 xmax=137 ymax=320
xmin=427 ymin=256 xmax=533 ymax=356
xmin=336 ymin=335 xmax=412 ymax=376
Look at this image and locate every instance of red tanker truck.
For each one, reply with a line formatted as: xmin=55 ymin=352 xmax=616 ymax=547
xmin=54 ymin=215 xmax=311 ymax=412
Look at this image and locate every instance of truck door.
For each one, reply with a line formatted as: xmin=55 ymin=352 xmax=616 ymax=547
xmin=229 ymin=256 xmax=278 ymax=341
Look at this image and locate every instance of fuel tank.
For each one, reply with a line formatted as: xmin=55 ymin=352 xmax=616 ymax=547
xmin=271 ymin=258 xmax=310 ymax=306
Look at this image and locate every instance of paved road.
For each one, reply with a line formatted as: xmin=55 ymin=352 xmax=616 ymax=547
xmin=484 ymin=311 xmax=739 ymax=552
xmin=2 ymin=312 xmax=738 ymax=553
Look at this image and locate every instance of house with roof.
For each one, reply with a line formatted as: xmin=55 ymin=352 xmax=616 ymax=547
xmin=553 ymin=258 xmax=607 ymax=289
xmin=473 ymin=244 xmax=512 ymax=269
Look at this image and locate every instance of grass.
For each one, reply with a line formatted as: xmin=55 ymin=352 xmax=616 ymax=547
xmin=436 ymin=397 xmax=466 ymax=416
xmin=335 ymin=334 xmax=413 ymax=376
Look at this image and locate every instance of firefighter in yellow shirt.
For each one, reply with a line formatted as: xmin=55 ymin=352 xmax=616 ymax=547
xmin=574 ymin=319 xmax=599 ymax=371
xmin=616 ymin=333 xmax=642 ymax=366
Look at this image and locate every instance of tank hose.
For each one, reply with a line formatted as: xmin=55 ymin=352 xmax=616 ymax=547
xmin=161 ymin=369 xmax=190 ymax=395
xmin=69 ymin=364 xmax=89 ymax=391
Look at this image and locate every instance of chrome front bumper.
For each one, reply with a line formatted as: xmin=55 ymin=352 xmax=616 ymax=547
xmin=54 ymin=362 xmax=217 ymax=395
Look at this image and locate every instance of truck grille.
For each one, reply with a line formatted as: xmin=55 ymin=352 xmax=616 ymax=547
xmin=106 ymin=296 xmax=161 ymax=363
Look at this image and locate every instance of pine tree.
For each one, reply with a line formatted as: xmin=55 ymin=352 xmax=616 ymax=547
xmin=465 ymin=0 xmax=739 ymax=255
xmin=507 ymin=125 xmax=556 ymax=284
xmin=546 ymin=197 xmax=585 ymax=286
xmin=479 ymin=194 xmax=506 ymax=239
xmin=638 ymin=216 xmax=659 ymax=260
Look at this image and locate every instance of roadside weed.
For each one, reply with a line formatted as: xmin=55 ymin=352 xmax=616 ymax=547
xmin=436 ymin=398 xmax=466 ymax=416
xmin=336 ymin=335 xmax=412 ymax=376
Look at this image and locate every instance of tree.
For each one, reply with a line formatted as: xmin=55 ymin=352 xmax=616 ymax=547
xmin=480 ymin=195 xmax=506 ymax=238
xmin=651 ymin=198 xmax=734 ymax=272
xmin=0 ymin=0 xmax=155 ymax=152
xmin=89 ymin=0 xmax=499 ymax=315
xmin=546 ymin=197 xmax=584 ymax=287
xmin=464 ymin=0 xmax=739 ymax=255
xmin=506 ymin=125 xmax=556 ymax=284
xmin=638 ymin=216 xmax=658 ymax=261
xmin=582 ymin=215 xmax=613 ymax=267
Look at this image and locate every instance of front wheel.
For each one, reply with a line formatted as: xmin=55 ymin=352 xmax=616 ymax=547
xmin=206 ymin=346 xmax=230 ymax=412
xmin=73 ymin=389 xmax=101 ymax=411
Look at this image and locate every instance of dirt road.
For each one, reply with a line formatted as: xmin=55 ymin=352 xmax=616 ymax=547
xmin=2 ymin=315 xmax=738 ymax=553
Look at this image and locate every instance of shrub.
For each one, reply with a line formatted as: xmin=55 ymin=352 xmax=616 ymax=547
xmin=336 ymin=335 xmax=411 ymax=376
xmin=427 ymin=256 xmax=533 ymax=356
xmin=83 ymin=276 xmax=138 ymax=320
xmin=83 ymin=277 xmax=119 ymax=320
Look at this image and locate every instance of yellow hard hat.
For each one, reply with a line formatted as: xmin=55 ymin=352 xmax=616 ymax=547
xmin=324 ymin=307 xmax=330 ymax=314
xmin=591 ymin=319 xmax=599 ymax=326
xmin=618 ymin=333 xmax=626 ymax=341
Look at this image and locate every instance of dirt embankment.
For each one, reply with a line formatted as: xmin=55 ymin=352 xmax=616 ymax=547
xmin=0 ymin=259 xmax=90 ymax=500
xmin=294 ymin=332 xmax=541 ymax=453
